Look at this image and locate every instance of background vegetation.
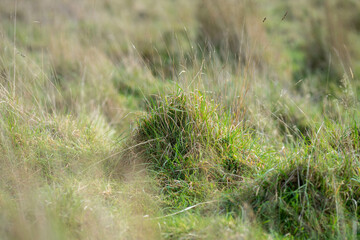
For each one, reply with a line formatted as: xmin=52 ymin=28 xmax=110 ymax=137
xmin=0 ymin=0 xmax=359 ymax=239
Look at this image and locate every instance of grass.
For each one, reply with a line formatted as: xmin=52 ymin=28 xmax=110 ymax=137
xmin=0 ymin=0 xmax=360 ymax=239
xmin=130 ymin=90 xmax=261 ymax=208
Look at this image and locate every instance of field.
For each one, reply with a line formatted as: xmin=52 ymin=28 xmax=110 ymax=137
xmin=0 ymin=0 xmax=360 ymax=239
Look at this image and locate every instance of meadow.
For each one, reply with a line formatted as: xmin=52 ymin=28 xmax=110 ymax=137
xmin=0 ymin=0 xmax=359 ymax=239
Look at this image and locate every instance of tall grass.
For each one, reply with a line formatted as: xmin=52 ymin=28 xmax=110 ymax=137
xmin=0 ymin=0 xmax=359 ymax=239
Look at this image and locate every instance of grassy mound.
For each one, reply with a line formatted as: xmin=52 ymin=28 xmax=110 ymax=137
xmin=325 ymin=123 xmax=360 ymax=219
xmin=223 ymin=161 xmax=359 ymax=239
xmin=131 ymin=90 xmax=259 ymax=207
xmin=251 ymin=164 xmax=335 ymax=238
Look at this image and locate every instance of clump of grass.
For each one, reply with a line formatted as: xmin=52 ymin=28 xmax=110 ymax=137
xmin=251 ymin=164 xmax=336 ymax=238
xmin=223 ymin=156 xmax=359 ymax=239
xmin=130 ymin=90 xmax=258 ymax=207
xmin=322 ymin=120 xmax=360 ymax=219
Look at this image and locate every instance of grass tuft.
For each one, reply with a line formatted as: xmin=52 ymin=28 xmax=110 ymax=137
xmin=131 ymin=90 xmax=256 ymax=207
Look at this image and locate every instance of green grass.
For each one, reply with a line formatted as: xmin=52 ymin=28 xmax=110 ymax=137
xmin=0 ymin=0 xmax=360 ymax=239
xmin=131 ymin=90 xmax=262 ymax=208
